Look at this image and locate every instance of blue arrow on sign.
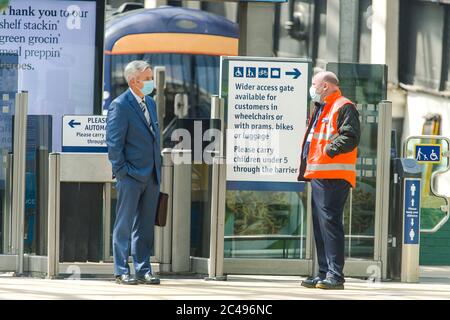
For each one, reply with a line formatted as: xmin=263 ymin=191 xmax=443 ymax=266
xmin=69 ymin=119 xmax=81 ymax=128
xmin=285 ymin=68 xmax=302 ymax=79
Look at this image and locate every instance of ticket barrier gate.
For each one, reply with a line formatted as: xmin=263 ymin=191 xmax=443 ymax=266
xmin=46 ymin=149 xmax=192 ymax=278
xmin=391 ymin=135 xmax=450 ymax=283
xmin=388 ymin=158 xmax=422 ymax=282
xmin=46 ymin=152 xmax=114 ymax=278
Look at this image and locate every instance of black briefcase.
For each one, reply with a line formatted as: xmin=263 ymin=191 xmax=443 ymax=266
xmin=155 ymin=192 xmax=169 ymax=227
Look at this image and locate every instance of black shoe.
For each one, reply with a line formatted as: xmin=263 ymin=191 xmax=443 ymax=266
xmin=316 ymin=277 xmax=345 ymax=290
xmin=136 ymin=273 xmax=160 ymax=285
xmin=115 ymin=274 xmax=138 ymax=285
xmin=301 ymin=276 xmax=324 ymax=289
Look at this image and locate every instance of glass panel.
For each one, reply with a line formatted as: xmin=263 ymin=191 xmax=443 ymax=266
xmin=190 ymin=163 xmax=212 ymax=258
xmin=327 ymin=62 xmax=387 ymax=259
xmin=59 ymin=183 xmax=103 ymax=262
xmin=224 ymin=190 xmax=307 ymax=259
xmin=0 ymin=54 xmax=18 ymax=255
xmin=217 ymin=57 xmax=311 ymax=261
xmin=23 ymin=115 xmax=52 ymax=255
xmin=165 ymin=118 xmax=220 ymax=258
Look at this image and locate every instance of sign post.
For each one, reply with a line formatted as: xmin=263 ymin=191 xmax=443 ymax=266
xmin=401 ymin=178 xmax=421 ymax=282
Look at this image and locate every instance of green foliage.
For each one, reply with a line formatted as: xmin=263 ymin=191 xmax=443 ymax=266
xmin=0 ymin=0 xmax=9 ymax=11
xmin=226 ymin=191 xmax=296 ymax=235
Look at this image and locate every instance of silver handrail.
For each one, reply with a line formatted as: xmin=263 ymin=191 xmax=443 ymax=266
xmin=12 ymin=92 xmax=28 ymax=275
xmin=403 ymin=135 xmax=450 ymax=233
xmin=3 ymin=154 xmax=13 ymax=254
xmin=207 ymin=95 xmax=227 ymax=281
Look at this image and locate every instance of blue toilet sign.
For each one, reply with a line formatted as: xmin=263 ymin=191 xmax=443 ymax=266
xmin=404 ymin=179 xmax=421 ymax=245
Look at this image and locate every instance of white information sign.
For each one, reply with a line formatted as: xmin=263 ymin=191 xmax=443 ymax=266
xmin=62 ymin=115 xmax=107 ymax=152
xmin=223 ymin=57 xmax=309 ymax=190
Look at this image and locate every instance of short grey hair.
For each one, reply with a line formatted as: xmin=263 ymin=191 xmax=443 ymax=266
xmin=123 ymin=60 xmax=151 ymax=84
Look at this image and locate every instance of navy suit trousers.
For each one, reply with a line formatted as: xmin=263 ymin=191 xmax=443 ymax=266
xmin=311 ymin=179 xmax=350 ymax=281
xmin=113 ymin=171 xmax=160 ymax=277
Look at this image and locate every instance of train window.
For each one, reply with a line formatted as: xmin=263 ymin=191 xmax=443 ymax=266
xmin=445 ymin=8 xmax=450 ymax=92
xmin=358 ymin=0 xmax=372 ymax=64
xmin=109 ymin=53 xmax=220 ymax=125
xmin=275 ymin=0 xmax=316 ymax=58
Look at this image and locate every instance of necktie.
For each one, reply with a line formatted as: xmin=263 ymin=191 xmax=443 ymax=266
xmin=140 ymin=100 xmax=150 ymax=125
xmin=140 ymin=99 xmax=154 ymax=134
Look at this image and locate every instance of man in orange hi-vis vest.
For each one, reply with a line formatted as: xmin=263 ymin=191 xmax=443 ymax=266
xmin=298 ymin=71 xmax=360 ymax=290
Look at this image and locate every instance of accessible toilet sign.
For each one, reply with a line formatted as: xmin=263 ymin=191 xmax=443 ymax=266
xmin=62 ymin=115 xmax=107 ymax=153
xmin=221 ymin=56 xmax=310 ymax=191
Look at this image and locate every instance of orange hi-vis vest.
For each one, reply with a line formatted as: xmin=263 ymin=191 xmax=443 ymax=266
xmin=303 ymin=90 xmax=358 ymax=188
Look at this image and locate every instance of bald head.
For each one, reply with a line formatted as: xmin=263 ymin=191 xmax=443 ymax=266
xmin=310 ymin=71 xmax=340 ymax=102
xmin=313 ymin=71 xmax=339 ymax=86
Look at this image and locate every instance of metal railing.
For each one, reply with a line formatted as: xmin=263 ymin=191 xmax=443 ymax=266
xmin=12 ymin=92 xmax=28 ymax=275
xmin=47 ymin=153 xmax=114 ymax=278
xmin=403 ymin=135 xmax=450 ymax=234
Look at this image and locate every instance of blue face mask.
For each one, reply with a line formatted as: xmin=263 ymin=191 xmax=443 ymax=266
xmin=141 ymin=80 xmax=154 ymax=96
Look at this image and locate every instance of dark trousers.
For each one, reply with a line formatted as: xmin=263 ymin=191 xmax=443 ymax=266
xmin=113 ymin=171 xmax=160 ymax=277
xmin=311 ymin=179 xmax=350 ymax=281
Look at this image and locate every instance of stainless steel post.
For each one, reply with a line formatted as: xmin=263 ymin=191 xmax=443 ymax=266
xmin=12 ymin=92 xmax=28 ymax=275
xmin=401 ymin=177 xmax=421 ymax=283
xmin=3 ymin=154 xmax=13 ymax=254
xmin=374 ymin=101 xmax=392 ymax=280
xmin=207 ymin=155 xmax=220 ymax=279
xmin=103 ymin=183 xmax=112 ymax=262
xmin=37 ymin=147 xmax=49 ymax=255
xmin=155 ymin=148 xmax=174 ymax=273
xmin=214 ymin=156 xmax=226 ymax=279
xmin=206 ymin=95 xmax=226 ymax=281
xmin=47 ymin=153 xmax=59 ymax=278
xmin=171 ymin=149 xmax=192 ymax=273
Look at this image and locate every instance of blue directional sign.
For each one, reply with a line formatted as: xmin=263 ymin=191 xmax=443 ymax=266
xmin=414 ymin=144 xmax=441 ymax=164
xmin=404 ymin=179 xmax=421 ymax=245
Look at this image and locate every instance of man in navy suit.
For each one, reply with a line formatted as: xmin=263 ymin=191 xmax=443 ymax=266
xmin=106 ymin=60 xmax=161 ymax=285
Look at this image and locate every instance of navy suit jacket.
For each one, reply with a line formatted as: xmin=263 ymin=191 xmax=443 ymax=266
xmin=106 ymin=89 xmax=161 ymax=184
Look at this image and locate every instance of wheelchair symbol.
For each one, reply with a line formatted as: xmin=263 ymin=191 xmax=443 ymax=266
xmin=234 ymin=67 xmax=244 ymax=77
xmin=430 ymin=149 xmax=438 ymax=161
